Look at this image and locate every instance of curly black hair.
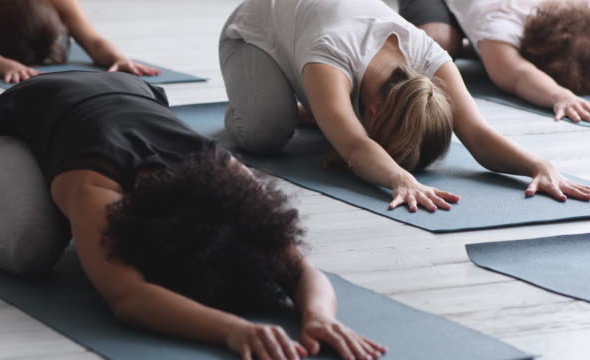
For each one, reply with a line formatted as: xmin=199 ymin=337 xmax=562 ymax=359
xmin=103 ymin=148 xmax=305 ymax=312
xmin=521 ymin=1 xmax=590 ymax=95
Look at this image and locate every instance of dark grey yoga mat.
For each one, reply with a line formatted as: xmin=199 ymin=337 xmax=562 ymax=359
xmin=0 ymin=42 xmax=205 ymax=89
xmin=172 ymin=102 xmax=590 ymax=233
xmin=467 ymin=233 xmax=590 ymax=303
xmin=0 ymin=248 xmax=532 ymax=360
xmin=457 ymin=59 xmax=590 ymax=128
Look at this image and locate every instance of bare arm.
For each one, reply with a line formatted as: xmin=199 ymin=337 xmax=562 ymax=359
xmin=50 ymin=0 xmax=160 ymax=75
xmin=289 ymin=249 xmax=386 ymax=359
xmin=53 ymin=171 xmax=304 ymax=360
xmin=437 ymin=62 xmax=590 ymax=201
xmin=479 ymin=40 xmax=590 ymax=122
xmin=0 ymin=55 xmax=41 ymax=83
xmin=302 ymin=63 xmax=460 ymax=212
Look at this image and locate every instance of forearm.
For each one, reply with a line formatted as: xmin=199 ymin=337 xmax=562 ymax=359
xmin=509 ymin=65 xmax=572 ymax=109
xmin=463 ymin=123 xmax=543 ymax=177
xmin=346 ymin=138 xmax=406 ymax=189
xmin=293 ymin=263 xmax=337 ymax=322
xmin=83 ymin=37 xmax=128 ymax=67
xmin=114 ymin=282 xmax=247 ymax=345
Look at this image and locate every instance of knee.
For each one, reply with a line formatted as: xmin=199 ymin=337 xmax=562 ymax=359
xmin=420 ymin=23 xmax=462 ymax=58
xmin=225 ymin=101 xmax=298 ymax=154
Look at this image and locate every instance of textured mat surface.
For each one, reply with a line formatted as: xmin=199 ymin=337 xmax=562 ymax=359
xmin=173 ymin=103 xmax=590 ymax=233
xmin=0 ymin=42 xmax=205 ymax=89
xmin=467 ymin=233 xmax=590 ymax=302
xmin=0 ymin=249 xmax=532 ymax=360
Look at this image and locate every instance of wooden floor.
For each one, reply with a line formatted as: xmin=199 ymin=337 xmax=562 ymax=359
xmin=2 ymin=0 xmax=590 ymax=359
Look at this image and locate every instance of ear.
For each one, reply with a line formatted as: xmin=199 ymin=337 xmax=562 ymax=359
xmin=364 ymin=103 xmax=379 ymax=125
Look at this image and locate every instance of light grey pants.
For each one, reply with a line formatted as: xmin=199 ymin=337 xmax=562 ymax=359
xmin=0 ymin=137 xmax=70 ymax=278
xmin=219 ymin=9 xmax=299 ymax=154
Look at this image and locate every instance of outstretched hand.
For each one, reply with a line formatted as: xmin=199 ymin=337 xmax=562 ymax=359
xmin=300 ymin=314 xmax=387 ymax=360
xmin=553 ymin=92 xmax=590 ymax=123
xmin=226 ymin=322 xmax=307 ymax=360
xmin=526 ymin=162 xmax=590 ymax=202
xmin=389 ymin=172 xmax=460 ymax=212
xmin=108 ymin=59 xmax=162 ymax=77
xmin=1 ymin=59 xmax=42 ymax=84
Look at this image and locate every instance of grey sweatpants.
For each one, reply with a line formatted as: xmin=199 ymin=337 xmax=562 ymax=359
xmin=219 ymin=8 xmax=299 ymax=154
xmin=0 ymin=137 xmax=70 ymax=278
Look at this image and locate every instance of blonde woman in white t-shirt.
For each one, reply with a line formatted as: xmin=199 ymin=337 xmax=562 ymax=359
xmin=220 ymin=0 xmax=590 ymax=217
xmin=400 ymin=0 xmax=590 ymax=123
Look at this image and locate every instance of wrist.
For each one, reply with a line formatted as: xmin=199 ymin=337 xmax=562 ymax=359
xmin=301 ymin=308 xmax=335 ymax=324
xmin=223 ymin=317 xmax=251 ymax=347
xmin=528 ymin=158 xmax=551 ymax=177
xmin=550 ymin=88 xmax=574 ymax=105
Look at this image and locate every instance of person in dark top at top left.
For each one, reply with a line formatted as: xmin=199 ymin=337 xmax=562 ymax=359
xmin=0 ymin=0 xmax=161 ymax=84
xmin=0 ymin=71 xmax=386 ymax=360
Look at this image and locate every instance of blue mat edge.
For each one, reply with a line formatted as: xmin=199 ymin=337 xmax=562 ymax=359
xmin=466 ymin=236 xmax=590 ymax=304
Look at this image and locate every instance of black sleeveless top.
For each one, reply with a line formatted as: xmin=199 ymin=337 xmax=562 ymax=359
xmin=0 ymin=71 xmax=225 ymax=191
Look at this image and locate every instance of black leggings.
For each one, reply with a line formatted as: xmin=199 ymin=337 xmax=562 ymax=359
xmin=398 ymin=0 xmax=460 ymax=28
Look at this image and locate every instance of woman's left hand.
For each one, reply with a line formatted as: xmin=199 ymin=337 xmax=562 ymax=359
xmin=300 ymin=314 xmax=387 ymax=360
xmin=525 ymin=162 xmax=590 ymax=202
xmin=108 ymin=59 xmax=162 ymax=76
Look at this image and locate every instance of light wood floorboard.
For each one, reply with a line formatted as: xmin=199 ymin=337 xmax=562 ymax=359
xmin=1 ymin=0 xmax=589 ymax=359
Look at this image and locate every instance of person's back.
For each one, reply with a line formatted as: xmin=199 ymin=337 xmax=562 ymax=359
xmin=0 ymin=71 xmax=219 ymax=191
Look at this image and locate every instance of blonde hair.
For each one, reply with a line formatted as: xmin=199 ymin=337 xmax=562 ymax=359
xmin=326 ymin=66 xmax=453 ymax=172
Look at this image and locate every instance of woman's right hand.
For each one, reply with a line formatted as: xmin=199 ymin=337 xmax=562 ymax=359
xmin=226 ymin=321 xmax=308 ymax=360
xmin=553 ymin=91 xmax=590 ymax=123
xmin=0 ymin=59 xmax=41 ymax=84
xmin=389 ymin=171 xmax=460 ymax=212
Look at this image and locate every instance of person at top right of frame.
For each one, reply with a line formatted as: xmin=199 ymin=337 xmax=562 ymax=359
xmin=399 ymin=0 xmax=590 ymax=123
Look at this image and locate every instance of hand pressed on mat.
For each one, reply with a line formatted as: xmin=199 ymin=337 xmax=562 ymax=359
xmin=389 ymin=171 xmax=460 ymax=212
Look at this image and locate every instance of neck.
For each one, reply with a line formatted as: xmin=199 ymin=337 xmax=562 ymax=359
xmin=360 ymin=35 xmax=405 ymax=110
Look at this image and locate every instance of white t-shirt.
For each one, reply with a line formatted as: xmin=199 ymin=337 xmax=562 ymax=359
xmin=225 ymin=0 xmax=451 ymax=115
xmin=444 ymin=0 xmax=542 ymax=51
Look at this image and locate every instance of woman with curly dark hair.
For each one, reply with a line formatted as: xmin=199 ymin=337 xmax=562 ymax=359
xmin=399 ymin=0 xmax=590 ymax=123
xmin=0 ymin=0 xmax=160 ymax=84
xmin=0 ymin=71 xmax=386 ymax=360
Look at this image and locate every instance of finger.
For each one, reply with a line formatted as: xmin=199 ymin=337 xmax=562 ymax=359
xmin=252 ymin=338 xmax=272 ymax=360
xmin=358 ymin=337 xmax=380 ymax=358
xmin=334 ymin=327 xmax=370 ymax=360
xmin=544 ymin=183 xmax=567 ymax=202
xmin=581 ymin=99 xmax=590 ymax=116
xmin=573 ymin=103 xmax=590 ymax=122
xmin=525 ymin=178 xmax=539 ymax=197
xmin=323 ymin=331 xmax=354 ymax=360
xmin=554 ymin=106 xmax=565 ymax=121
xmin=562 ymin=184 xmax=590 ymax=201
xmin=361 ymin=336 xmax=388 ymax=354
xmin=572 ymin=183 xmax=590 ymax=194
xmin=294 ymin=342 xmax=308 ymax=358
xmin=19 ymin=70 xmax=32 ymax=81
xmin=300 ymin=333 xmax=321 ymax=356
xmin=241 ymin=345 xmax=253 ymax=360
xmin=128 ymin=63 xmax=141 ymax=76
xmin=261 ymin=327 xmax=287 ymax=360
xmin=273 ymin=327 xmax=300 ymax=360
xmin=565 ymin=106 xmax=581 ymax=122
xmin=388 ymin=194 xmax=405 ymax=210
xmin=431 ymin=195 xmax=452 ymax=211
xmin=108 ymin=64 xmax=119 ymax=72
xmin=407 ymin=195 xmax=418 ymax=213
xmin=434 ymin=189 xmax=461 ymax=203
xmin=13 ymin=72 xmax=21 ymax=83
xmin=416 ymin=193 xmax=437 ymax=212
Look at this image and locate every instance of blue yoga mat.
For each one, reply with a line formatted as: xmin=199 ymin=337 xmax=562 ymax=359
xmin=172 ymin=102 xmax=590 ymax=233
xmin=457 ymin=59 xmax=590 ymax=128
xmin=0 ymin=248 xmax=532 ymax=360
xmin=0 ymin=42 xmax=205 ymax=89
xmin=467 ymin=233 xmax=590 ymax=303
